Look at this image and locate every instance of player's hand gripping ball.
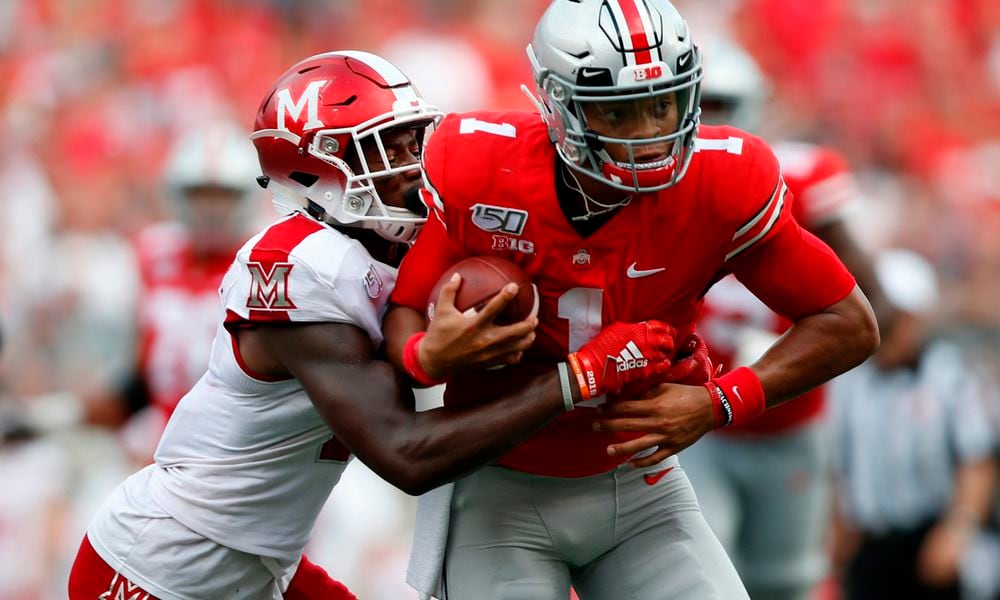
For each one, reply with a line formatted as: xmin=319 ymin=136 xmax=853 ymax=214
xmin=426 ymin=256 xmax=538 ymax=325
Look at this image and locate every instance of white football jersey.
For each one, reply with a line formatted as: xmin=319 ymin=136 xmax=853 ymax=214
xmin=89 ymin=213 xmax=397 ymax=581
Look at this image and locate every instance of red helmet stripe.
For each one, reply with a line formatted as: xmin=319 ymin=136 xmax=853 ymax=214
xmin=615 ymin=0 xmax=654 ymax=65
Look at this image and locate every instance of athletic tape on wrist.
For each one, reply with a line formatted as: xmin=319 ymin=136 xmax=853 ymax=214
xmin=704 ymin=366 xmax=765 ymax=428
xmin=556 ymin=362 xmax=575 ymax=411
xmin=402 ymin=332 xmax=446 ymax=387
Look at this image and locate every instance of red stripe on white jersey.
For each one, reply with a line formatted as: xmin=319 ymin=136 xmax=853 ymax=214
xmin=246 ymin=214 xmax=323 ymax=321
xmin=225 ymin=310 xmax=294 ymax=382
xmin=613 ymin=0 xmax=656 ymax=65
xmin=726 ymin=179 xmax=787 ymax=261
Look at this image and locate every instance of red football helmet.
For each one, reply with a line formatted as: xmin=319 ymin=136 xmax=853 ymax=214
xmin=251 ymin=51 xmax=442 ymax=243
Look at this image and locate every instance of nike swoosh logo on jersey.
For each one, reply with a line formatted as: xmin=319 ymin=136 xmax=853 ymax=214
xmin=627 ymin=262 xmax=666 ymax=278
xmin=644 ymin=466 xmax=675 ymax=486
xmin=732 ymin=385 xmax=743 ymax=403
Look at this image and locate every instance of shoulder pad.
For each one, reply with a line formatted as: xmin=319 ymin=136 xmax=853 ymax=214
xmin=423 ymin=111 xmax=547 ymax=217
xmin=222 ymin=215 xmax=393 ymax=345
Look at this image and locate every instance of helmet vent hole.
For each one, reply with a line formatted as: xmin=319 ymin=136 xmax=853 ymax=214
xmin=568 ymin=50 xmax=590 ymax=59
xmin=260 ymin=90 xmax=276 ymax=112
xmin=331 ymin=95 xmax=357 ymax=107
xmin=289 ymin=171 xmax=320 ymax=187
xmin=297 ymin=65 xmax=321 ymax=74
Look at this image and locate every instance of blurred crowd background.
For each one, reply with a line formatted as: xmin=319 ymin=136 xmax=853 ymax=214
xmin=0 ymin=0 xmax=998 ymax=598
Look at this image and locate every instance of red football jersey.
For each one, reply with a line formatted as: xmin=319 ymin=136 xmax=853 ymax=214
xmin=392 ymin=111 xmax=855 ymax=477
xmin=700 ymin=142 xmax=861 ymax=435
xmin=134 ymin=223 xmax=237 ymax=419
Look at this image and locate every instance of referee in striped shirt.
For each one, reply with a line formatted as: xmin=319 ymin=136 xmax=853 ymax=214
xmin=830 ymin=250 xmax=998 ymax=600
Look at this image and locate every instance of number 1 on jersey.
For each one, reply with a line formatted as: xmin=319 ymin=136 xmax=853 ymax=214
xmin=459 ymin=117 xmax=517 ymax=138
xmin=557 ymin=288 xmax=603 ymax=352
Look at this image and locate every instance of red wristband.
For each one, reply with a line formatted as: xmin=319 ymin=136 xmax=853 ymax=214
xmin=704 ymin=366 xmax=765 ymax=428
xmin=402 ymin=332 xmax=445 ymax=387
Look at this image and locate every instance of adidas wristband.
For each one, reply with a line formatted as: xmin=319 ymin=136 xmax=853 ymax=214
xmin=704 ymin=366 xmax=765 ymax=428
xmin=402 ymin=332 xmax=446 ymax=387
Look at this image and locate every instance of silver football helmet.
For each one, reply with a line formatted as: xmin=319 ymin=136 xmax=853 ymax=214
xmin=527 ymin=0 xmax=702 ymax=193
xmin=163 ymin=119 xmax=261 ymax=240
xmin=698 ymin=39 xmax=769 ymax=132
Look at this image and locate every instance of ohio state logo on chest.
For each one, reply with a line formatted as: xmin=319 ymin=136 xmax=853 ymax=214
xmin=246 ymin=261 xmax=297 ymax=310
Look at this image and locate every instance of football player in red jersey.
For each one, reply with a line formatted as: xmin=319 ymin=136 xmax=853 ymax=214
xmin=384 ymin=0 xmax=880 ymax=598
xmin=682 ymin=40 xmax=897 ymax=600
xmin=68 ymin=51 xmax=675 ymax=600
xmin=20 ymin=121 xmax=262 ymax=461
xmin=106 ymin=120 xmax=261 ymax=461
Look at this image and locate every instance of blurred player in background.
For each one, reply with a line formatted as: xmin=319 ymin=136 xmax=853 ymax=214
xmin=0 ymin=320 xmax=74 ymax=599
xmin=83 ymin=120 xmax=263 ymax=462
xmin=681 ymin=40 xmax=895 ymax=600
xmin=67 ymin=50 xmax=676 ymax=600
xmin=384 ymin=0 xmax=879 ymax=597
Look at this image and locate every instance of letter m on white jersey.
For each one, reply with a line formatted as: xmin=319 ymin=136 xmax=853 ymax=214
xmin=275 ymin=80 xmax=326 ymax=132
xmin=247 ymin=262 xmax=297 ymax=310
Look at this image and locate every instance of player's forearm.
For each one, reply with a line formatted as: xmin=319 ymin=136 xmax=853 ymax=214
xmin=750 ymin=286 xmax=879 ymax=407
xmin=383 ymin=305 xmax=426 ymax=370
xmin=394 ymin=371 xmax=565 ymax=494
xmin=945 ymin=457 xmax=999 ymax=530
xmin=377 ymin=366 xmax=567 ymax=495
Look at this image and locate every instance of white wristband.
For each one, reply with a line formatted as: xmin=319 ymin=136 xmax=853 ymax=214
xmin=557 ymin=362 xmax=575 ymax=412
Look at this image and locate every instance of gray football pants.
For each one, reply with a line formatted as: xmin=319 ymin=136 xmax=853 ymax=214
xmin=441 ymin=456 xmax=748 ymax=600
xmin=681 ymin=420 xmax=832 ymax=600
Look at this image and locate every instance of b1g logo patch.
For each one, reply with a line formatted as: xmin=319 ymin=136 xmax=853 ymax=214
xmin=632 ymin=65 xmax=664 ymax=82
xmin=247 ymin=261 xmax=296 ymax=310
xmin=492 ymin=235 xmax=535 ymax=255
xmin=471 ymin=204 xmax=528 ymax=235
xmin=363 ymin=265 xmax=383 ymax=299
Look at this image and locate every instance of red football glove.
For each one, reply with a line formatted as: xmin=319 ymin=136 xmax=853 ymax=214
xmin=567 ymin=321 xmax=676 ymax=401
xmin=659 ymin=333 xmax=717 ymax=386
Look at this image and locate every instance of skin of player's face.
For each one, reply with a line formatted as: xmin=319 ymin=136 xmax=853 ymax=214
xmin=179 ymin=185 xmax=246 ymax=252
xmin=581 ymin=92 xmax=679 ymax=163
xmin=359 ymin=127 xmax=424 ymax=209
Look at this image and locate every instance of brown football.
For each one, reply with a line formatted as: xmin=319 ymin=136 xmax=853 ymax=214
xmin=426 ymin=256 xmax=538 ymax=325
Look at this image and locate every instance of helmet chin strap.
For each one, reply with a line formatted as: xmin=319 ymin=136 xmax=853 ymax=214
xmin=560 ymin=162 xmax=632 ymax=221
xmin=263 ymin=178 xmax=311 ymax=218
xmin=520 ymin=84 xmax=549 ymax=117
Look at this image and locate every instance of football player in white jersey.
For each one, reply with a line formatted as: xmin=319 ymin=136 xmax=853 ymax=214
xmin=67 ymin=51 xmax=679 ymax=600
